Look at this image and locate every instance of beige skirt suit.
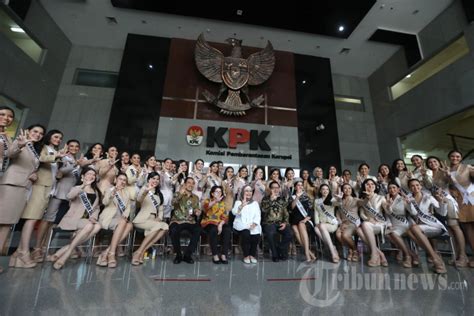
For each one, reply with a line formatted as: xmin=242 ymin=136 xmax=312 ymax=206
xmin=99 ymin=187 xmax=134 ymax=230
xmin=22 ymin=146 xmax=60 ymax=220
xmin=133 ymin=187 xmax=168 ymax=236
xmin=0 ymin=141 xmax=40 ymax=224
xmin=97 ymin=159 xmax=118 ymax=194
xmin=58 ymin=186 xmax=101 ymax=230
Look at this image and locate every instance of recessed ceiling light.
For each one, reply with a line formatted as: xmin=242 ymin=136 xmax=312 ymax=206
xmin=148 ymin=64 xmax=154 ymax=69
xmin=10 ymin=27 xmax=25 ymax=33
xmin=338 ymin=25 xmax=345 ymax=32
xmin=406 ymin=74 xmax=412 ymax=78
xmin=236 ymin=9 xmax=243 ymax=16
xmin=302 ymin=80 xmax=306 ymax=84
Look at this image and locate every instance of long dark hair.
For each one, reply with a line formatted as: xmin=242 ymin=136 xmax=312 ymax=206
xmin=317 ymin=184 xmax=333 ymax=206
xmin=77 ymin=167 xmax=102 ymax=205
xmin=238 ymin=166 xmax=249 ymax=181
xmin=378 ymin=163 xmax=394 ymax=182
xmin=425 ymin=156 xmax=442 ymax=170
xmin=300 ymin=169 xmax=314 ymax=186
xmin=223 ymin=166 xmax=234 ymax=181
xmin=43 ymin=129 xmax=63 ymax=150
xmin=359 ymin=178 xmax=379 ymax=198
xmin=341 ymin=183 xmax=356 ymax=198
xmin=26 ymin=124 xmax=46 ymax=154
xmin=391 ymin=159 xmax=407 ymax=177
xmin=209 ymin=161 xmax=220 ymax=176
xmin=177 ymin=160 xmax=189 ymax=183
xmin=252 ymin=166 xmax=265 ymax=181
xmin=147 ymin=172 xmax=164 ymax=204
xmin=85 ymin=143 xmax=104 ymax=160
xmin=0 ymin=106 xmax=15 ymax=118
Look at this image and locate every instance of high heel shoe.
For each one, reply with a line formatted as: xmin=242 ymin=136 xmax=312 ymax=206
xmin=31 ymin=248 xmax=44 ymax=263
xmin=8 ymin=252 xmax=18 ymax=267
xmin=368 ymin=254 xmax=380 ymax=267
xmin=131 ymin=252 xmax=141 ymax=266
xmin=379 ymin=252 xmax=388 ymax=267
xmin=332 ymin=253 xmax=340 ymax=263
xmin=96 ymin=252 xmax=108 ymax=267
xmin=347 ymin=249 xmax=353 ymax=261
xmin=53 ymin=258 xmax=66 ymax=270
xmin=46 ymin=254 xmax=59 ymax=262
xmin=433 ymin=257 xmax=447 ymax=274
xmin=14 ymin=251 xmax=37 ymax=269
xmin=351 ymin=250 xmax=359 ymax=262
xmin=411 ymin=254 xmax=420 ymax=267
xmin=107 ymin=252 xmax=117 ymax=268
xmin=402 ymin=255 xmax=412 ymax=268
xmin=455 ymin=255 xmax=469 ymax=268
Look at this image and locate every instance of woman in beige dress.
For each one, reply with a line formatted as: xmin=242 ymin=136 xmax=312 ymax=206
xmin=47 ymin=167 xmax=102 ymax=269
xmin=132 ymin=172 xmax=169 ymax=265
xmin=97 ymin=173 xmax=134 ymax=268
xmin=314 ymin=184 xmax=340 ymax=263
xmin=0 ymin=106 xmax=15 ymax=175
xmin=0 ymin=124 xmax=44 ymax=271
xmin=12 ymin=129 xmax=67 ymax=268
xmin=97 ymin=146 xmax=119 ymax=194
xmin=447 ymin=150 xmax=474 ymax=268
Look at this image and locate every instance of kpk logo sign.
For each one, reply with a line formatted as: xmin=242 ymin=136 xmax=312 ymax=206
xmin=185 ymin=125 xmax=271 ymax=151
xmin=186 ymin=126 xmax=204 ymax=146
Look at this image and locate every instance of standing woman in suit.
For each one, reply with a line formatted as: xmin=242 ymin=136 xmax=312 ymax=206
xmin=33 ymin=139 xmax=83 ymax=261
xmin=47 ymin=167 xmax=102 ymax=269
xmin=84 ymin=143 xmax=104 ymax=169
xmin=97 ymin=146 xmax=119 ymax=194
xmin=0 ymin=124 xmax=45 ymax=270
xmin=97 ymin=173 xmax=134 ymax=268
xmin=132 ymin=172 xmax=169 ymax=265
xmin=13 ymin=129 xmax=67 ymax=267
xmin=0 ymin=106 xmax=15 ymax=175
xmin=250 ymin=166 xmax=266 ymax=204
xmin=190 ymin=158 xmax=204 ymax=200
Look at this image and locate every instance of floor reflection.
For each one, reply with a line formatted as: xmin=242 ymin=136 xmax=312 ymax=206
xmin=0 ymin=256 xmax=472 ymax=315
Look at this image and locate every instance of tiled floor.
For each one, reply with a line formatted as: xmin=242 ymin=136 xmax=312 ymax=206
xmin=0 ymin=253 xmax=472 ymax=315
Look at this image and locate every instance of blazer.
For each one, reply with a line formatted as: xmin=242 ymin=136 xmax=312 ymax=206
xmin=0 ymin=134 xmax=12 ymax=172
xmin=99 ymin=186 xmax=134 ymax=228
xmin=36 ymin=145 xmax=60 ymax=187
xmin=97 ymin=159 xmax=118 ymax=193
xmin=0 ymin=140 xmax=39 ymax=187
xmin=53 ymin=155 xmax=79 ymax=200
xmin=133 ymin=186 xmax=164 ymax=223
xmin=58 ymin=186 xmax=100 ymax=230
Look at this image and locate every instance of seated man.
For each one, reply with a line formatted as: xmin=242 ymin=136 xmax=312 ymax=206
xmin=260 ymin=181 xmax=293 ymax=262
xmin=169 ymin=177 xmax=201 ymax=264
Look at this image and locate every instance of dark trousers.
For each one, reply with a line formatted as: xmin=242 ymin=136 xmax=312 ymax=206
xmin=235 ymin=229 xmax=260 ymax=257
xmin=203 ymin=224 xmax=231 ymax=256
xmin=169 ymin=223 xmax=201 ymax=257
xmin=263 ymin=223 xmax=293 ymax=258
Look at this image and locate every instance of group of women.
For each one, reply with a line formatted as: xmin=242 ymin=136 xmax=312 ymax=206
xmin=0 ymin=105 xmax=473 ymax=275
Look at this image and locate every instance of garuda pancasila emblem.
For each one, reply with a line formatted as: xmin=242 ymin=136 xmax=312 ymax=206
xmin=195 ymin=34 xmax=275 ymax=116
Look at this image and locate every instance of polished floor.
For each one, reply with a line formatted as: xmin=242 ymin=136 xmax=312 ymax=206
xmin=0 ymin=251 xmax=473 ymax=316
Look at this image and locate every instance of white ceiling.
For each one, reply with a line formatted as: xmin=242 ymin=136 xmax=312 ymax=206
xmin=39 ymin=0 xmax=454 ymax=78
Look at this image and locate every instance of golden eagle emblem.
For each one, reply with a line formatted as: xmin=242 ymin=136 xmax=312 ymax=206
xmin=195 ymin=34 xmax=275 ymax=116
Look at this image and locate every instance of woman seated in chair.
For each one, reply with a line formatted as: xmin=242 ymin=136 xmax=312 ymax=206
xmin=132 ymin=172 xmax=169 ymax=265
xmin=202 ymin=184 xmax=234 ymax=264
xmin=289 ymin=180 xmax=317 ymax=262
xmin=334 ymin=183 xmax=361 ymax=262
xmin=97 ymin=173 xmax=135 ymax=268
xmin=405 ymin=178 xmax=448 ymax=274
xmin=232 ymin=184 xmax=261 ymax=264
xmin=357 ymin=178 xmax=389 ymax=267
xmin=47 ymin=167 xmax=102 ymax=269
xmin=314 ymin=184 xmax=340 ymax=263
xmin=384 ymin=182 xmax=418 ymax=268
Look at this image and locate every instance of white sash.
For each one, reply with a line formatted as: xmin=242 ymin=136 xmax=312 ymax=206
xmin=450 ymin=171 xmax=474 ymax=205
xmin=47 ymin=146 xmax=59 ymax=196
xmin=0 ymin=135 xmax=9 ymax=172
xmin=114 ymin=191 xmax=126 ymax=215
xmin=339 ymin=204 xmax=361 ymax=226
xmin=363 ymin=202 xmax=386 ymax=222
xmin=293 ymin=195 xmax=314 ymax=227
xmin=316 ymin=199 xmax=338 ymax=225
xmin=79 ymin=191 xmax=95 ymax=217
xmin=409 ymin=197 xmax=447 ymax=232
xmin=148 ymin=191 xmax=161 ymax=213
xmin=26 ymin=142 xmax=40 ymax=162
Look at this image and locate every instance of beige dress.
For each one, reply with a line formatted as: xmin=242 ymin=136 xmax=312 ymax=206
xmin=58 ymin=186 xmax=100 ymax=230
xmin=99 ymin=187 xmax=133 ymax=230
xmin=450 ymin=164 xmax=474 ymax=223
xmin=133 ymin=187 xmax=168 ymax=235
xmin=0 ymin=141 xmax=39 ymax=224
xmin=22 ymin=146 xmax=59 ymax=220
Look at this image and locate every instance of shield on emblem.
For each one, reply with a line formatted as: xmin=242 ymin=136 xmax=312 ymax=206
xmin=222 ymin=57 xmax=249 ymax=90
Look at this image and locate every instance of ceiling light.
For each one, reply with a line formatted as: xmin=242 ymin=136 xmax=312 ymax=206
xmin=406 ymin=74 xmax=412 ymax=78
xmin=302 ymin=80 xmax=306 ymax=84
xmin=338 ymin=25 xmax=345 ymax=32
xmin=10 ymin=27 xmax=25 ymax=33
xmin=236 ymin=9 xmax=243 ymax=16
xmin=148 ymin=64 xmax=154 ymax=69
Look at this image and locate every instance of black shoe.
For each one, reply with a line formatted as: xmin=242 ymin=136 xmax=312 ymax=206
xmin=183 ymin=255 xmax=194 ymax=264
xmin=173 ymin=254 xmax=182 ymax=264
xmin=279 ymin=255 xmax=288 ymax=261
xmin=220 ymin=257 xmax=228 ymax=264
xmin=212 ymin=258 xmax=221 ymax=264
xmin=272 ymin=257 xmax=279 ymax=262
